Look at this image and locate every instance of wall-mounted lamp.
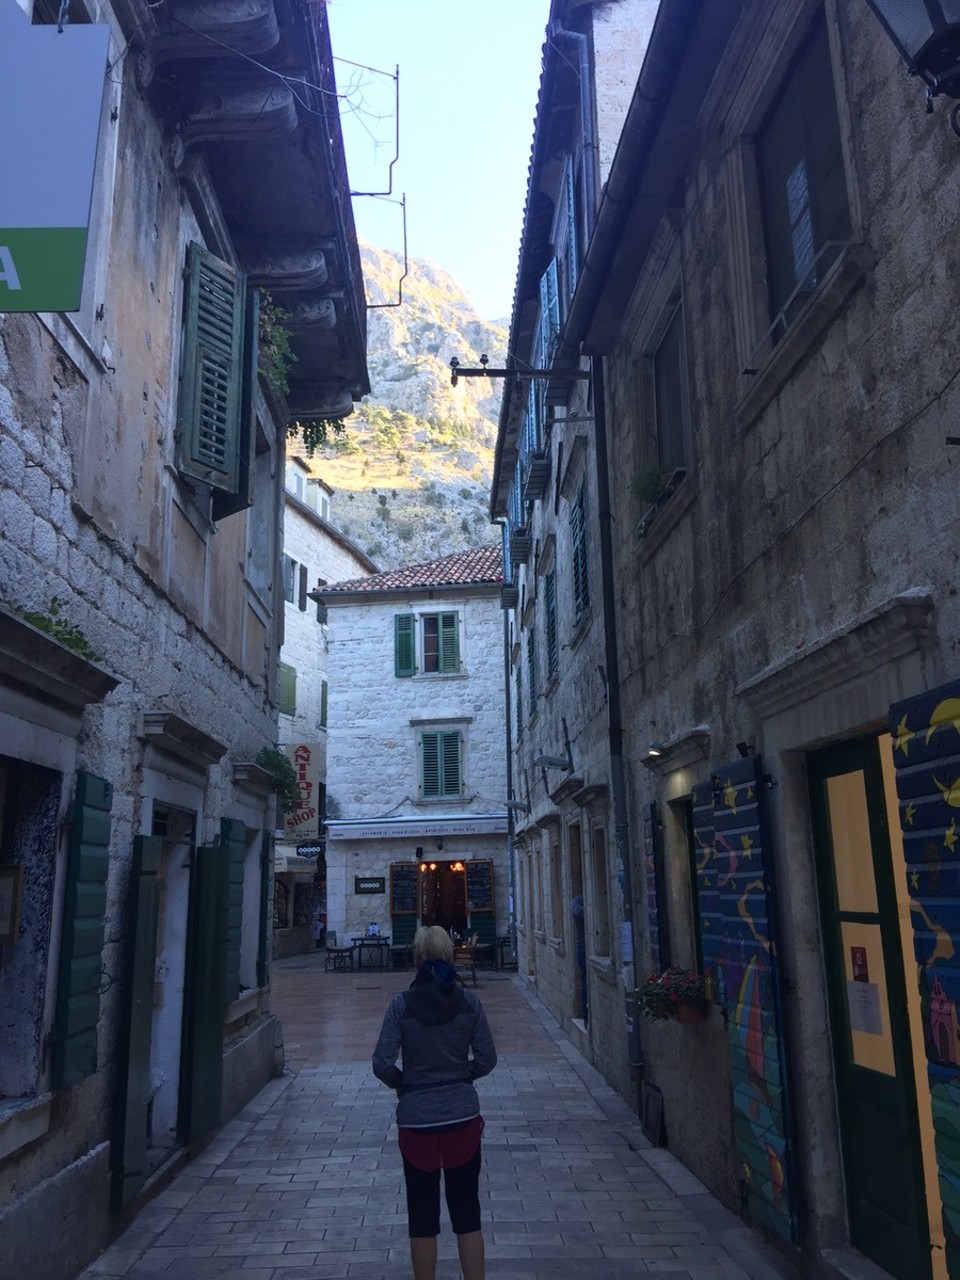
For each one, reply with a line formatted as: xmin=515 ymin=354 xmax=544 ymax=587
xmin=534 ymin=753 xmax=571 ymax=770
xmin=865 ymin=0 xmax=960 ymax=130
xmin=436 ymin=838 xmax=444 ymax=852
xmin=429 ymin=862 xmax=437 ymax=872
xmin=506 ymin=799 xmax=531 ymax=814
xmin=645 ymin=742 xmax=665 ymax=759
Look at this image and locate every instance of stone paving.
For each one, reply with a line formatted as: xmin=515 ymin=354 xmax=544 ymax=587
xmin=78 ymin=953 xmax=802 ymax=1280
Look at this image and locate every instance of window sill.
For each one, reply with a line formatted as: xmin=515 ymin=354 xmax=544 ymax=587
xmin=548 ymin=936 xmax=565 ymax=957
xmin=226 ymin=988 xmax=260 ymax=1026
xmin=736 ymin=243 xmax=871 ymax=429
xmin=0 ymin=1093 xmax=52 ymax=1161
xmin=636 ymin=471 xmax=695 ymax=561
xmin=589 ymin=955 xmax=617 ymax=984
xmin=568 ymin=611 xmax=592 ymax=654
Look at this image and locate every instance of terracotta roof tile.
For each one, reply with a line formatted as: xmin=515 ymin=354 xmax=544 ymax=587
xmin=325 ymin=544 xmax=503 ymax=595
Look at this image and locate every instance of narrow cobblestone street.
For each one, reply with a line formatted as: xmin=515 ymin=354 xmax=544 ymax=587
xmin=78 ymin=955 xmax=801 ymax=1280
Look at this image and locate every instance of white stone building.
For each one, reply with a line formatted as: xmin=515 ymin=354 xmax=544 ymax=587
xmin=273 ymin=455 xmax=376 ymax=957
xmin=316 ymin=546 xmax=509 ymax=957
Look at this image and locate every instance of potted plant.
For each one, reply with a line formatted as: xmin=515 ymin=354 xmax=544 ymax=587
xmin=635 ymin=966 xmax=709 ymax=1023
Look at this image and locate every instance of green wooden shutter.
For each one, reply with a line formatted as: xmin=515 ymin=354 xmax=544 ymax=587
xmin=526 ymin=627 xmax=537 ymax=716
xmin=545 ymin=571 xmax=558 ymax=676
xmin=52 ymin=771 xmax=113 ymax=1091
xmin=110 ymin=835 xmax=161 ymax=1212
xmin=279 ymin=662 xmax=297 ymax=716
xmin=180 ymin=844 xmax=227 ymax=1143
xmin=395 ymin=613 xmax=415 ymax=677
xmin=441 ymin=731 xmax=462 ymax=797
xmin=421 ymin=731 xmax=440 ymax=797
xmin=220 ymin=817 xmax=246 ymax=1007
xmin=257 ymin=830 xmax=272 ymax=989
xmin=571 ymin=482 xmax=590 ymax=618
xmin=564 ymin=161 xmax=579 ymax=297
xmin=439 ymin=612 xmax=459 ymax=673
xmin=177 ymin=242 xmax=245 ymax=494
xmin=212 ymin=287 xmax=258 ymax=520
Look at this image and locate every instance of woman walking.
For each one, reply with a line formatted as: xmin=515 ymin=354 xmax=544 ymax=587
xmin=372 ymin=925 xmax=497 ymax=1280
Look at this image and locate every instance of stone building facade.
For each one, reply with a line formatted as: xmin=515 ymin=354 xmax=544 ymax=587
xmin=491 ymin=0 xmax=659 ymax=1108
xmin=316 ymin=546 xmax=509 ymax=956
xmin=274 ymin=457 xmax=375 ymax=957
xmin=0 ymin=1 xmax=367 ymax=1276
xmin=495 ymin=1 xmax=960 ymax=1278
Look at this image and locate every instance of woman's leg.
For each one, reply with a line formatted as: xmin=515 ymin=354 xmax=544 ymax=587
xmin=410 ymin=1235 xmax=438 ymax=1280
xmin=403 ymin=1158 xmax=442 ymax=1280
xmin=456 ymin=1229 xmax=484 ymax=1280
xmin=444 ymin=1146 xmax=484 ymax=1280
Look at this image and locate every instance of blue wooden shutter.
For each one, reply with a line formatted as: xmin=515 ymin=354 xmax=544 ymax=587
xmin=211 ymin=286 xmax=258 ymax=520
xmin=539 ymin=259 xmax=560 ymax=363
xmin=177 ymin=242 xmax=245 ymax=494
xmin=439 ymin=612 xmax=459 ymax=673
xmin=181 ymin=843 xmax=227 ymax=1143
xmin=111 ymin=835 xmax=161 ymax=1211
xmin=220 ymin=817 xmax=246 ymax=1006
xmin=52 ymin=771 xmax=113 ymax=1091
xmin=395 ymin=614 xmax=415 ymax=677
xmin=889 ymin=678 xmax=960 ymax=1272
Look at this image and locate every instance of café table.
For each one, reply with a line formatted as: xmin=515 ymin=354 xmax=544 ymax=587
xmin=352 ymin=935 xmax=391 ymax=970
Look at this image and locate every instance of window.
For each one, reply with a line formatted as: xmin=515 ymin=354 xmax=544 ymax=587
xmin=545 ymin=570 xmax=558 ymax=678
xmin=549 ymin=828 xmax=564 ymax=942
xmin=278 ymin=662 xmax=297 ymax=717
xmin=419 ymin=730 xmax=463 ymax=799
xmin=320 ymin=680 xmax=328 ymax=730
xmin=538 ymin=259 xmax=561 ymax=366
xmin=653 ymin=304 xmax=690 ymax=471
xmin=756 ymin=17 xmax=851 ymax=333
xmin=571 ymin=481 xmax=590 ymax=622
xmin=283 ymin=555 xmax=296 ymax=604
xmin=395 ymin=612 xmax=461 ymax=677
xmin=176 ymin=243 xmax=258 ymax=518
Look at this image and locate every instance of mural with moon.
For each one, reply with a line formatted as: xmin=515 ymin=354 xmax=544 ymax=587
xmin=694 ymin=757 xmax=796 ymax=1244
xmin=891 ymin=684 xmax=960 ymax=1278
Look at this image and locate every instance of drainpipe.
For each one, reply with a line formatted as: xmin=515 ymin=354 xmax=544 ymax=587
xmin=593 ymin=356 xmax=643 ymax=1079
xmin=548 ymin=17 xmax=597 ymax=242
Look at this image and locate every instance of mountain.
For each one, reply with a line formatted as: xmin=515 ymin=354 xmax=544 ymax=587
xmin=290 ymin=243 xmax=507 ymax=571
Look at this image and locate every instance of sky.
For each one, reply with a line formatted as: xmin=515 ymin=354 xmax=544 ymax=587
xmin=326 ymin=0 xmax=550 ymax=322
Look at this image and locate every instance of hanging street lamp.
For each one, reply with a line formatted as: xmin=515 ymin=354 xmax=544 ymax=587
xmin=865 ymin=0 xmax=960 ymax=127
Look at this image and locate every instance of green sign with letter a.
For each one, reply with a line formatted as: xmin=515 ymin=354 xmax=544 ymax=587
xmin=0 ymin=0 xmax=110 ymax=313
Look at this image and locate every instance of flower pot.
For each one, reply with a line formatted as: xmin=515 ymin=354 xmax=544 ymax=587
xmin=675 ymin=1000 xmax=708 ymax=1025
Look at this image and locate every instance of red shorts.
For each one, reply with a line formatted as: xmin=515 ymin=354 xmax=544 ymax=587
xmin=398 ymin=1116 xmax=484 ymax=1171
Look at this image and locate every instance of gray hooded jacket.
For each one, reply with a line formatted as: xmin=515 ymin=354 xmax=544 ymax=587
xmin=372 ymin=961 xmax=497 ymax=1128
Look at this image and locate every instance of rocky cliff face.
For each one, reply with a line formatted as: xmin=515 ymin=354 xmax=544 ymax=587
xmin=290 ymin=243 xmax=507 ymax=572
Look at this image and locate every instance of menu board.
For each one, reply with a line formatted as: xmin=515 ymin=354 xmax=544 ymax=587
xmin=390 ymin=862 xmax=418 ymax=915
xmin=466 ymin=860 xmax=493 ymax=911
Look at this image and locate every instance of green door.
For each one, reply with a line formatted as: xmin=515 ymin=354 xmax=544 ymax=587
xmin=179 ymin=843 xmax=228 ymax=1145
xmin=809 ymin=739 xmax=931 ymax=1280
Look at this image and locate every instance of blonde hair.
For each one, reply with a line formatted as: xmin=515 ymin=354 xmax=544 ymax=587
xmin=413 ymin=925 xmax=454 ymax=967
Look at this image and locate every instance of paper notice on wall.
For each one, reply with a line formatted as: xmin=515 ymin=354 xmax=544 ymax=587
xmin=847 ymin=979 xmax=883 ymax=1035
